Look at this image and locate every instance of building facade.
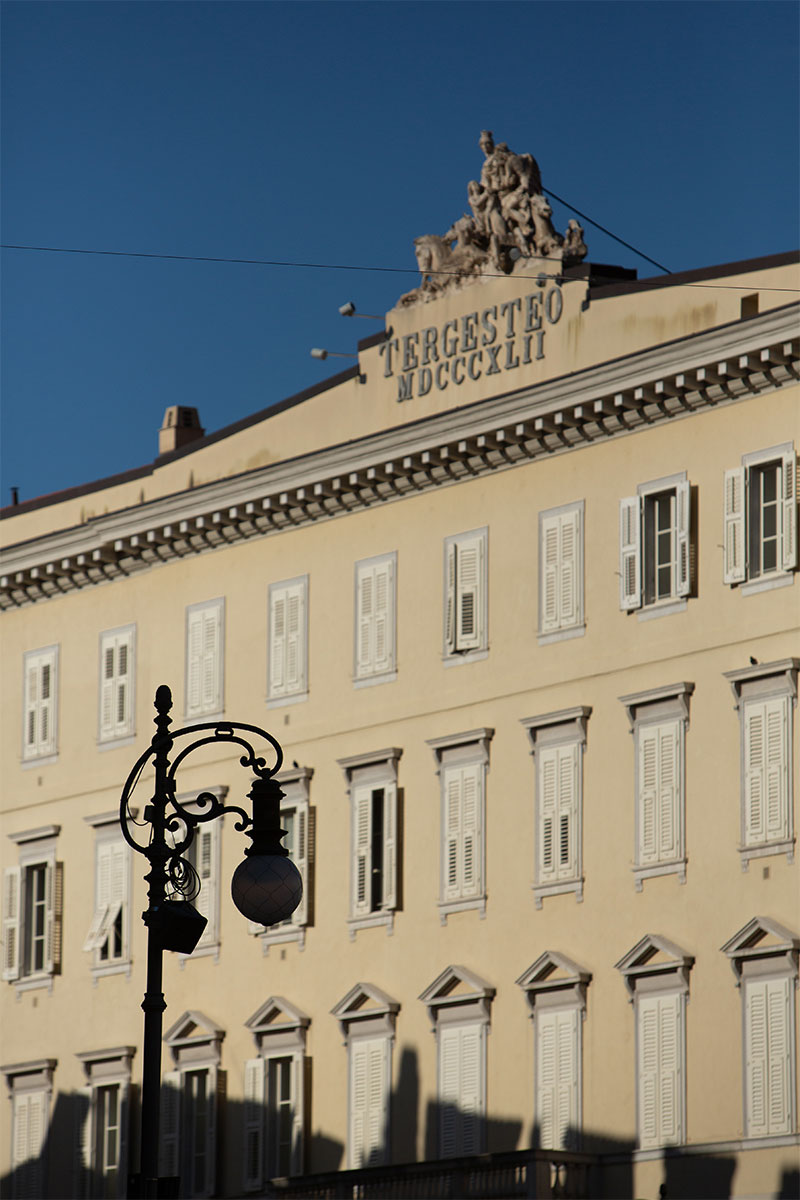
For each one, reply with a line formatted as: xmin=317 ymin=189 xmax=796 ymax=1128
xmin=1 ymin=141 xmax=798 ymax=1200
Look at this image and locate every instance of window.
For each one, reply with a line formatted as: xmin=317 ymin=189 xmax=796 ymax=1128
xmin=724 ymin=659 xmax=796 ymax=868
xmin=444 ymin=528 xmax=488 ymax=658
xmin=249 ymin=768 xmax=312 ymax=952
xmin=268 ymin=577 xmax=308 ymax=703
xmin=419 ymin=966 xmax=494 ymax=1158
xmin=332 ymin=983 xmax=399 ymax=1170
xmin=722 ymin=917 xmax=798 ymax=1139
xmin=1 ymin=1059 xmax=55 ymax=1200
xmin=243 ymin=996 xmax=309 ymax=1189
xmin=355 ymin=552 xmax=397 ymax=683
xmin=3 ymin=826 xmax=62 ymax=988
xmin=517 ymin=952 xmax=590 ymax=1152
xmin=724 ymin=444 xmax=797 ymax=589
xmin=338 ymin=750 xmax=401 ymax=937
xmin=619 ymin=684 xmax=693 ymax=889
xmin=539 ymin=501 xmax=584 ymax=641
xmin=83 ymin=815 xmax=132 ymax=976
xmin=185 ymin=599 xmax=224 ymax=718
xmin=521 ymin=707 xmax=590 ymax=907
xmin=75 ymin=1047 xmax=133 ymax=1199
xmin=616 ymin=935 xmax=693 ymax=1150
xmin=98 ymin=626 xmax=135 ymax=743
xmin=161 ymin=1011 xmax=224 ymax=1199
xmin=427 ymin=729 xmax=493 ymax=922
xmin=22 ymin=646 xmax=58 ymax=762
xmin=620 ymin=475 xmax=691 ymax=614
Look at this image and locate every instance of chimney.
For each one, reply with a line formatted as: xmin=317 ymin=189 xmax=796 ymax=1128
xmin=158 ymin=406 xmax=205 ymax=456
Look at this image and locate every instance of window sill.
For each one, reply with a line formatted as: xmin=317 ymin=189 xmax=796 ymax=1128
xmin=739 ymin=838 xmax=794 ymax=870
xmin=438 ymin=897 xmax=486 ymax=925
xmin=443 ymin=649 xmax=488 ymax=668
xmin=637 ymin=599 xmax=687 ymax=622
xmin=13 ymin=973 xmax=54 ymax=998
xmin=347 ymin=911 xmax=394 ymax=941
xmin=21 ymin=753 xmax=58 ymax=770
xmin=256 ymin=924 xmax=307 ymax=954
xmin=538 ymin=624 xmax=585 ymax=646
xmin=633 ymin=859 xmax=687 ymax=891
xmin=353 ymin=670 xmax=397 ymax=689
xmin=91 ymin=960 xmax=132 ymax=984
xmin=532 ymin=878 xmax=584 ymax=909
xmin=179 ymin=940 xmax=220 ymax=966
xmin=97 ymin=734 xmax=136 ymax=752
xmin=740 ymin=572 xmax=794 ymax=596
xmin=267 ymin=692 xmax=308 ymax=709
xmin=184 ymin=708 xmax=225 ymax=723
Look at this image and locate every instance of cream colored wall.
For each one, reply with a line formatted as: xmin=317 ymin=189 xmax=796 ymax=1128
xmin=1 ymin=357 xmax=797 ymax=1195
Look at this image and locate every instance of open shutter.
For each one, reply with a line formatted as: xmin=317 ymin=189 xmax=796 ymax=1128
xmin=675 ymin=480 xmax=691 ymax=596
xmin=444 ymin=542 xmax=456 ymax=655
xmin=382 ymin=783 xmax=397 ymax=910
xmin=723 ymin=467 xmax=747 ymax=584
xmin=456 ymin=537 xmax=482 ymax=651
xmin=373 ymin=559 xmax=392 ymax=674
xmin=461 ymin=764 xmax=481 ymax=897
xmin=638 ymin=728 xmax=659 ymax=865
xmin=541 ymin=513 xmax=561 ymax=633
xmin=438 ymin=1027 xmax=461 ymax=1158
xmin=46 ymin=861 xmax=63 ymax=973
xmin=352 ymin=786 xmax=371 ymax=916
xmin=657 ymin=722 xmax=680 ymax=862
xmin=3 ymin=866 xmax=21 ymax=981
xmin=744 ymin=702 xmax=768 ymax=845
xmin=356 ymin=565 xmax=374 ymax=676
xmin=619 ymin=496 xmax=641 ymax=610
xmin=159 ymin=1071 xmax=182 ymax=1180
xmin=443 ymin=769 xmax=463 ymax=900
xmin=244 ymin=1058 xmax=265 ymax=1191
xmin=781 ymin=449 xmax=797 ymax=571
xmin=538 ymin=749 xmax=558 ymax=883
xmin=459 ymin=1025 xmax=483 ymax=1155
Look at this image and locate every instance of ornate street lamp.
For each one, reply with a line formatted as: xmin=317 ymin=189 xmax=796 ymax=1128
xmin=119 ymin=685 xmax=302 ymax=1199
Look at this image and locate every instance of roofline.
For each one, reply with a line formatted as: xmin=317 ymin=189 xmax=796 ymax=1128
xmin=589 ymin=249 xmax=799 ymax=301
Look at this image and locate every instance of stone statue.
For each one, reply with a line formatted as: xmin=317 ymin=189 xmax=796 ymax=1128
xmin=397 ymin=131 xmax=589 ymax=307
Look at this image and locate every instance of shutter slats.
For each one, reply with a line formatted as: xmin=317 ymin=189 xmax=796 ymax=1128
xmin=781 ymin=449 xmax=797 ymax=571
xmin=723 ymin=466 xmax=747 ymax=583
xmin=619 ymin=496 xmax=642 ymax=610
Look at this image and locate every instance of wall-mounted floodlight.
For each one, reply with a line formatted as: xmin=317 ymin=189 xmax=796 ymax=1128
xmin=338 ymin=302 xmax=383 ymax=320
xmin=310 ymin=348 xmax=358 ymax=361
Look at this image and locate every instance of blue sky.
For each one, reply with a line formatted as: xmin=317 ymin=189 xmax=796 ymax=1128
xmin=2 ymin=0 xmax=798 ymax=508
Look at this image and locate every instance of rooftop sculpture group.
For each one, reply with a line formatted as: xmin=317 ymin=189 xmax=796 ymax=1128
xmin=399 ymin=131 xmax=587 ymax=307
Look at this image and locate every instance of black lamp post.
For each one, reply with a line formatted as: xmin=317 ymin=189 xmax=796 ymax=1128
xmin=119 ymin=685 xmax=302 ymax=1199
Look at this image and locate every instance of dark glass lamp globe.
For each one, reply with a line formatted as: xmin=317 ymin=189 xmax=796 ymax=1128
xmin=231 ymin=854 xmax=303 ymax=925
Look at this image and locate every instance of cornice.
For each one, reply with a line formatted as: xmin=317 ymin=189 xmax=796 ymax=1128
xmin=2 ymin=304 xmax=798 ymax=608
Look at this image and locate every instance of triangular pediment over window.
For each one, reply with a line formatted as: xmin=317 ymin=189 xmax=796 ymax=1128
xmin=163 ymin=1009 xmax=225 ymax=1064
xmin=516 ymin=951 xmax=591 ymax=1013
xmin=331 ymin=982 xmax=400 ymax=1039
xmin=615 ymin=934 xmax=694 ymax=1000
xmin=721 ymin=916 xmax=799 ymax=984
xmin=419 ymin=965 xmax=495 ymax=1026
xmin=245 ymin=995 xmax=310 ymax=1036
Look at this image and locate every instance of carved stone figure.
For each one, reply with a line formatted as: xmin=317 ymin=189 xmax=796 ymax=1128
xmin=397 ymin=131 xmax=589 ymax=307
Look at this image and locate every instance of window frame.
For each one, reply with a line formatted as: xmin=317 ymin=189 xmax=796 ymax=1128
xmin=353 ymin=551 xmax=397 ymax=685
xmin=82 ymin=814 xmax=133 ymax=979
xmin=184 ymin=598 xmax=225 ymax=720
xmin=267 ymin=576 xmax=309 ymax=705
xmin=74 ymin=1046 xmax=134 ymax=1200
xmin=97 ymin=625 xmax=136 ymax=746
xmin=3 ymin=826 xmax=62 ymax=991
xmin=538 ymin=500 xmax=585 ymax=643
xmin=521 ymin=707 xmax=590 ymax=907
xmin=21 ymin=645 xmax=59 ymax=764
xmin=338 ymin=750 xmax=401 ymax=938
xmin=724 ymin=659 xmax=797 ymax=869
xmin=619 ymin=474 xmax=691 ymax=619
xmin=1 ymin=1058 xmax=55 ymax=1200
xmin=619 ymin=683 xmax=693 ymax=890
xmin=443 ymin=527 xmax=488 ymax=661
xmin=724 ymin=443 xmax=797 ymax=593
xmin=427 ymin=729 xmax=493 ymax=923
xmin=161 ymin=1011 xmax=225 ymax=1199
xmin=249 ymin=768 xmax=313 ymax=952
xmin=243 ymin=996 xmax=310 ymax=1190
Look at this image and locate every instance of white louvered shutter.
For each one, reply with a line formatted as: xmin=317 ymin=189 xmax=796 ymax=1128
xmin=100 ymin=631 xmax=133 ymax=740
xmin=194 ymin=826 xmax=215 ymax=944
xmin=290 ymin=1053 xmax=304 ymax=1175
xmin=439 ymin=1025 xmax=483 ymax=1157
xmin=619 ymin=496 xmax=642 ymax=610
xmin=537 ymin=1010 xmax=557 ymax=1149
xmin=292 ymin=805 xmax=308 ymax=925
xmin=43 ymin=859 xmax=58 ymax=974
xmin=74 ymin=1086 xmax=93 ymax=1199
xmin=25 ymin=660 xmax=39 ymax=754
xmin=187 ymin=610 xmax=204 ymax=714
xmin=781 ymin=449 xmax=797 ymax=571
xmin=538 ymin=749 xmax=558 ymax=883
xmin=723 ymin=467 xmax=747 ymax=583
xmin=443 ymin=769 xmax=463 ymax=900
xmin=745 ymin=975 xmax=793 ymax=1137
xmin=352 ymin=786 xmax=371 ymax=916
xmin=14 ymin=1090 xmax=47 ymax=1199
xmin=638 ymin=993 xmax=682 ymax=1148
xmin=675 ymin=481 xmax=691 ymax=596
xmin=445 ymin=542 xmax=456 ymax=655
xmin=382 ymin=783 xmax=397 ymax=909
xmin=461 ymin=764 xmax=481 ymax=898
xmin=537 ymin=1008 xmax=579 ymax=1151
xmin=373 ymin=558 xmax=392 ymax=674
xmin=356 ymin=565 xmax=374 ymax=675
xmin=365 ymin=1040 xmax=388 ymax=1166
xmin=557 ymin=744 xmax=578 ymax=879
xmin=638 ymin=728 xmax=659 ymax=864
xmin=456 ymin=537 xmax=482 ymax=651
xmin=159 ymin=1071 xmax=182 ymax=1179
xmin=541 ymin=513 xmax=561 ymax=633
xmin=270 ymin=592 xmax=286 ymax=694
xmin=349 ymin=1042 xmax=368 ymax=1167
xmin=285 ymin=586 xmax=301 ymax=692
xmin=459 ymin=1024 xmax=482 ymax=1155
xmin=244 ymin=1058 xmax=265 ymax=1191
xmin=639 ymin=721 xmax=681 ymax=865
xmin=559 ymin=508 xmax=580 ymax=628
xmin=3 ymin=866 xmax=21 ymax=981
xmin=438 ymin=1026 xmax=461 ymax=1158
xmin=201 ymin=607 xmax=221 ymax=712
xmin=744 ymin=698 xmax=788 ymax=845
xmin=24 ymin=651 xmax=56 ymax=758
